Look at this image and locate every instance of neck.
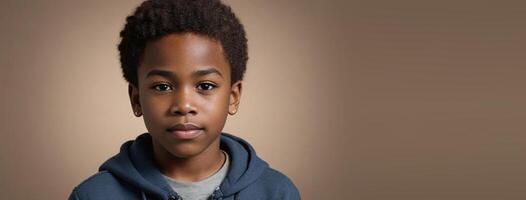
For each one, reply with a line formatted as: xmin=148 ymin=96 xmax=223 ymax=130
xmin=152 ymin=137 xmax=225 ymax=182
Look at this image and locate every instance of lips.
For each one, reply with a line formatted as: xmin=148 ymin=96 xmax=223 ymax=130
xmin=167 ymin=123 xmax=203 ymax=132
xmin=167 ymin=123 xmax=204 ymax=139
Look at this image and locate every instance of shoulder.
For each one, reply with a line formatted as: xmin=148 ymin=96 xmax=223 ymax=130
xmin=69 ymin=171 xmax=137 ymax=200
xmin=255 ymin=167 xmax=301 ymax=199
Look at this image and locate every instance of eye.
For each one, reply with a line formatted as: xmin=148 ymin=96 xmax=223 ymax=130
xmin=152 ymin=83 xmax=173 ymax=92
xmin=196 ymin=82 xmax=217 ymax=91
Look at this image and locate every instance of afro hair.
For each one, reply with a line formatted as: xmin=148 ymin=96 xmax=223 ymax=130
xmin=118 ymin=0 xmax=248 ymax=87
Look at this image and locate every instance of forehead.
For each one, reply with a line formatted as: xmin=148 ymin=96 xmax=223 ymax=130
xmin=138 ymin=33 xmax=230 ymax=79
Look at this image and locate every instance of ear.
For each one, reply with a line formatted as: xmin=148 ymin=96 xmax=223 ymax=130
xmin=128 ymin=84 xmax=142 ymax=117
xmin=228 ymin=80 xmax=242 ymax=115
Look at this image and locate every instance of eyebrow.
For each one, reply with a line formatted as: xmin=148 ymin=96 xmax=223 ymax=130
xmin=145 ymin=67 xmax=223 ymax=79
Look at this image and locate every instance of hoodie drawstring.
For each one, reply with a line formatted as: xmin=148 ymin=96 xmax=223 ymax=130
xmin=209 ymin=187 xmax=223 ymax=200
xmin=141 ymin=190 xmax=147 ymax=200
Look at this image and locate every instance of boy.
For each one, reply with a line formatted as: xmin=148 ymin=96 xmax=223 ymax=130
xmin=68 ymin=0 xmax=300 ymax=199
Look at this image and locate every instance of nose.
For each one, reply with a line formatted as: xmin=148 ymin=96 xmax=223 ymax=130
xmin=170 ymin=87 xmax=197 ymax=116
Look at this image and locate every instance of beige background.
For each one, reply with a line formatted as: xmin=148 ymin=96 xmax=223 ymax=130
xmin=1 ymin=0 xmax=525 ymax=199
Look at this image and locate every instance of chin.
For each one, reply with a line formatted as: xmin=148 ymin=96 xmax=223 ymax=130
xmin=164 ymin=141 xmax=207 ymax=159
xmin=154 ymin=131 xmax=221 ymax=159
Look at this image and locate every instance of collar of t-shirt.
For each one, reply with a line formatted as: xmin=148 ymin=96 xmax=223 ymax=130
xmin=162 ymin=150 xmax=230 ymax=200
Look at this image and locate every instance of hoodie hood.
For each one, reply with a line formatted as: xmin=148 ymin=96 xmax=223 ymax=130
xmin=99 ymin=133 xmax=269 ymax=199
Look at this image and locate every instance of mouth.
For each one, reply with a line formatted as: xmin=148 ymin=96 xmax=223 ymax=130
xmin=166 ymin=123 xmax=204 ymax=139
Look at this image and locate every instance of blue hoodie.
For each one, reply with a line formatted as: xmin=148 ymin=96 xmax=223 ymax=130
xmin=68 ymin=133 xmax=300 ymax=200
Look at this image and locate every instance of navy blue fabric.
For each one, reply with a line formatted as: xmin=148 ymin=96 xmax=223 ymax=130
xmin=68 ymin=133 xmax=301 ymax=200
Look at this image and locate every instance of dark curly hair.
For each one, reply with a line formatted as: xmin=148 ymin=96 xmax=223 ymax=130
xmin=118 ymin=0 xmax=248 ymax=87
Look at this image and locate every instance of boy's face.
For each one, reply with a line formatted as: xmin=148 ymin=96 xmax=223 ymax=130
xmin=129 ymin=33 xmax=242 ymax=158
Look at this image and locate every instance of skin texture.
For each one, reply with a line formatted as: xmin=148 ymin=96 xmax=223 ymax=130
xmin=128 ymin=33 xmax=242 ymax=182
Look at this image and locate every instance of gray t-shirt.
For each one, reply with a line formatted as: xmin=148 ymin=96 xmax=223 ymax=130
xmin=162 ymin=151 xmax=230 ymax=200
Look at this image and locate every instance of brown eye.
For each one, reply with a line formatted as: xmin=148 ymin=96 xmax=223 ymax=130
xmin=196 ymin=82 xmax=216 ymax=91
xmin=153 ymin=84 xmax=172 ymax=91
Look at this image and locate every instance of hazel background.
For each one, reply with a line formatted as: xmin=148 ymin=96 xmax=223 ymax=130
xmin=1 ymin=0 xmax=525 ymax=199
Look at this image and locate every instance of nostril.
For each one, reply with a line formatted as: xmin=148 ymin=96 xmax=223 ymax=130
xmin=171 ymin=106 xmax=197 ymax=116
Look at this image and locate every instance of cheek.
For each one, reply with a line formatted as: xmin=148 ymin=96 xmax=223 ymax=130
xmin=199 ymin=89 xmax=230 ymax=130
xmin=142 ymin=106 xmax=171 ymax=139
xmin=201 ymin=91 xmax=229 ymax=115
xmin=141 ymin=96 xmax=171 ymax=128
